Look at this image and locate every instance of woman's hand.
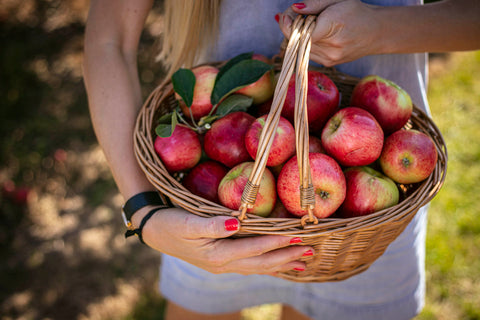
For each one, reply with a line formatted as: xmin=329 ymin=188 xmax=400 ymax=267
xmin=277 ymin=0 xmax=383 ymax=67
xmin=277 ymin=0 xmax=480 ymax=66
xmin=138 ymin=207 xmax=314 ymax=275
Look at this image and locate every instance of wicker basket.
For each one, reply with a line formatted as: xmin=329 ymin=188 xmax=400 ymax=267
xmin=134 ymin=16 xmax=447 ymax=282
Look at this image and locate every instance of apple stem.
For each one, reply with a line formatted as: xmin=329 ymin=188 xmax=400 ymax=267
xmin=175 ymin=110 xmax=200 ymax=132
xmin=319 ymin=190 xmax=329 ymax=199
xmin=402 ymin=157 xmax=411 ymax=168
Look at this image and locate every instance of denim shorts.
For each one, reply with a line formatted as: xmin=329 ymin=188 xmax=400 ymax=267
xmin=159 ymin=206 xmax=427 ymax=320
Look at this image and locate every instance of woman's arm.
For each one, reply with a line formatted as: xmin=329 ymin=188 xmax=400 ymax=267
xmin=278 ymin=0 xmax=480 ymax=66
xmin=83 ymin=0 xmax=154 ymax=199
xmin=83 ymin=0 xmax=314 ymax=275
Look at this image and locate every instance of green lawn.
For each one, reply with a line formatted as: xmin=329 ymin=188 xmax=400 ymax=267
xmin=416 ymin=51 xmax=480 ymax=320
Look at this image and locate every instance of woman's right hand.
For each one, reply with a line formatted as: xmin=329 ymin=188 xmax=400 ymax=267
xmin=139 ymin=207 xmax=314 ymax=275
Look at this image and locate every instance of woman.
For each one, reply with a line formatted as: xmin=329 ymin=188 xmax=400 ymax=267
xmin=83 ymin=1 xmax=479 ymax=319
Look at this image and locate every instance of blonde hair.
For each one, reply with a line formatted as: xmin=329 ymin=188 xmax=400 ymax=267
xmin=157 ymin=0 xmax=222 ymax=79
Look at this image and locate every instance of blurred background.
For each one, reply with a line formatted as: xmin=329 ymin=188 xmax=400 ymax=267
xmin=1 ymin=1 xmax=479 ymax=319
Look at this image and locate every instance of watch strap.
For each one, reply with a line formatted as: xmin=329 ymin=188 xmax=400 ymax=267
xmin=122 ymin=191 xmax=166 ymax=223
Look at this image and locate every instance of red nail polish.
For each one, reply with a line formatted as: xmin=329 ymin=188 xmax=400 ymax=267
xmin=224 ymin=218 xmax=239 ymax=231
xmin=275 ymin=14 xmax=280 ymax=23
xmin=289 ymin=237 xmax=302 ymax=244
xmin=292 ymin=3 xmax=306 ymax=9
xmin=302 ymin=249 xmax=314 ymax=257
xmin=294 ymin=267 xmax=305 ymax=271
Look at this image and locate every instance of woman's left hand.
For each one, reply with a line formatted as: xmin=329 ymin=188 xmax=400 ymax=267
xmin=277 ymin=0 xmax=384 ymax=66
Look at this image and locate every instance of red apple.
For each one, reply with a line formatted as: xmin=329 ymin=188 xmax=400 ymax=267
xmin=379 ymin=129 xmax=438 ymax=184
xmin=339 ymin=166 xmax=399 ymax=218
xmin=176 ymin=65 xmax=219 ymax=121
xmin=277 ymin=153 xmax=346 ymax=218
xmin=154 ymin=124 xmax=202 ymax=172
xmin=236 ymin=54 xmax=275 ymax=105
xmin=218 ymin=162 xmax=276 ymax=217
xmin=245 ymin=114 xmax=296 ymax=167
xmin=282 ymin=70 xmax=340 ymax=133
xmin=204 ymin=111 xmax=255 ymax=168
xmin=182 ymin=160 xmax=229 ymax=203
xmin=351 ymin=75 xmax=413 ymax=134
xmin=321 ymin=107 xmax=384 ymax=167
xmin=255 ymin=98 xmax=273 ymax=117
xmin=309 ymin=135 xmax=325 ymax=153
xmin=1 ymin=181 xmax=31 ymax=205
xmin=269 ymin=199 xmax=297 ymax=219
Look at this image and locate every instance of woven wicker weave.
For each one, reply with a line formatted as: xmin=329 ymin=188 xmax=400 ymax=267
xmin=134 ymin=16 xmax=447 ymax=282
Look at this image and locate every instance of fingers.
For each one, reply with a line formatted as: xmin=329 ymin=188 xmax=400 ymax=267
xmin=277 ymin=6 xmax=295 ymax=39
xmin=182 ymin=214 xmax=241 ymax=239
xmin=207 ymin=237 xmax=315 ymax=274
xmin=214 ymin=235 xmax=303 ymax=261
xmin=276 ymin=0 xmax=342 ymax=40
xmin=290 ymin=0 xmax=344 ymax=15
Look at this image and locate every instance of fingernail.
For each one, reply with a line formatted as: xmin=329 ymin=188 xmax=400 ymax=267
xmin=275 ymin=13 xmax=280 ymax=23
xmin=292 ymin=3 xmax=306 ymax=9
xmin=289 ymin=237 xmax=302 ymax=244
xmin=302 ymin=249 xmax=314 ymax=257
xmin=294 ymin=267 xmax=305 ymax=271
xmin=224 ymin=218 xmax=239 ymax=231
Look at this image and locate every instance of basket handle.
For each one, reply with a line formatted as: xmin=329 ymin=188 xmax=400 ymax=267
xmin=237 ymin=15 xmax=319 ymax=226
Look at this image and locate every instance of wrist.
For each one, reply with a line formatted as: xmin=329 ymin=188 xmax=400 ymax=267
xmin=131 ymin=205 xmax=163 ymax=228
xmin=122 ymin=190 xmax=172 ymax=229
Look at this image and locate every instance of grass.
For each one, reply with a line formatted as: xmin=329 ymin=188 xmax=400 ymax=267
xmin=416 ymin=51 xmax=480 ymax=320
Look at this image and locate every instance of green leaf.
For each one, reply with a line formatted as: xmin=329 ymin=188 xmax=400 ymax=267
xmin=155 ymin=111 xmax=178 ymax=137
xmin=211 ymin=59 xmax=273 ymax=105
xmin=216 ymin=52 xmax=253 ymax=83
xmin=171 ymin=68 xmax=195 ymax=107
xmin=155 ymin=124 xmax=173 ymax=138
xmin=157 ymin=112 xmax=173 ymax=124
xmin=215 ymin=94 xmax=253 ymax=117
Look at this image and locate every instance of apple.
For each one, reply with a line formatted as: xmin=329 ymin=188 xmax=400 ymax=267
xmin=339 ymin=166 xmax=399 ymax=218
xmin=203 ymin=111 xmax=255 ymax=168
xmin=254 ymin=98 xmax=273 ymax=117
xmin=245 ymin=114 xmax=296 ymax=167
xmin=281 ymin=70 xmax=340 ymax=133
xmin=154 ymin=124 xmax=202 ymax=172
xmin=321 ymin=107 xmax=384 ymax=167
xmin=218 ymin=162 xmax=276 ymax=217
xmin=236 ymin=54 xmax=275 ymax=105
xmin=309 ymin=135 xmax=325 ymax=153
xmin=379 ymin=129 xmax=438 ymax=184
xmin=182 ymin=160 xmax=229 ymax=203
xmin=277 ymin=153 xmax=346 ymax=218
xmin=2 ymin=181 xmax=31 ymax=205
xmin=176 ymin=65 xmax=219 ymax=121
xmin=351 ymin=75 xmax=413 ymax=134
xmin=269 ymin=199 xmax=297 ymax=219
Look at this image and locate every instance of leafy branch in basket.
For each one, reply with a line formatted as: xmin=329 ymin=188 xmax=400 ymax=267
xmin=155 ymin=52 xmax=274 ymax=137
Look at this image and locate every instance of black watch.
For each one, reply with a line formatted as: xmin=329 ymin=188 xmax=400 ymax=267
xmin=122 ymin=191 xmax=169 ymax=229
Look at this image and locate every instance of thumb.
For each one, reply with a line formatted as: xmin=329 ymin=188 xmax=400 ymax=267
xmin=183 ymin=214 xmax=240 ymax=239
xmin=291 ymin=0 xmax=343 ymax=14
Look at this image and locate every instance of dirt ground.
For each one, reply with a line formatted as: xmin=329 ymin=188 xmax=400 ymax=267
xmin=1 ymin=1 xmax=168 ymax=319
